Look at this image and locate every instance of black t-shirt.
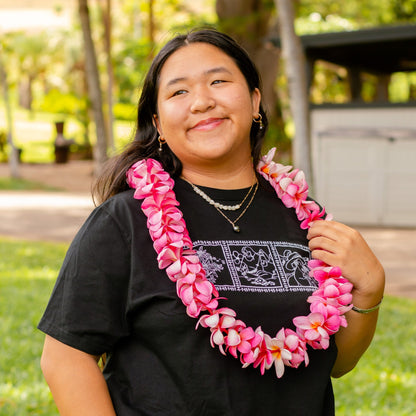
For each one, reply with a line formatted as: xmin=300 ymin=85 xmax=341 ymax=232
xmin=38 ymin=177 xmax=337 ymax=416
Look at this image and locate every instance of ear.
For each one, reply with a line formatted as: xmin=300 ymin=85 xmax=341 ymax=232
xmin=153 ymin=114 xmax=162 ymax=136
xmin=251 ymin=88 xmax=261 ymax=117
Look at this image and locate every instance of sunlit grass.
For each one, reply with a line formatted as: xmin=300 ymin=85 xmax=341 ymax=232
xmin=0 ymin=177 xmax=59 ymax=191
xmin=0 ymin=238 xmax=67 ymax=415
xmin=333 ymin=295 xmax=416 ymax=415
xmin=0 ymin=237 xmax=415 ymax=414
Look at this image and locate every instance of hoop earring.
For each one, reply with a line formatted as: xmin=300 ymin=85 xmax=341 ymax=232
xmin=158 ymin=136 xmax=166 ymax=152
xmin=253 ymin=113 xmax=264 ymax=130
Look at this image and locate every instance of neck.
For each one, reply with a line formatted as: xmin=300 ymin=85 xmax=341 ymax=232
xmin=181 ymin=158 xmax=256 ymax=189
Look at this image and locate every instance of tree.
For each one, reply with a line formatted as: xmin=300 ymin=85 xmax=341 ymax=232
xmin=9 ymin=31 xmax=57 ymax=112
xmin=78 ymin=0 xmax=108 ymax=172
xmin=275 ymin=0 xmax=312 ymax=182
xmin=0 ymin=48 xmax=20 ymax=178
xmin=99 ymin=0 xmax=115 ymax=153
xmin=216 ymin=0 xmax=280 ymax=119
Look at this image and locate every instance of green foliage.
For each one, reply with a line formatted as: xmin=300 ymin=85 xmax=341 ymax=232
xmin=113 ymin=102 xmax=137 ymax=122
xmin=296 ymin=13 xmax=357 ymax=35
xmin=113 ymin=0 xmax=216 ymax=105
xmin=390 ymin=72 xmax=416 ymax=102
xmin=33 ymin=89 xmax=87 ymax=117
xmin=0 ymin=239 xmax=68 ymax=415
xmin=333 ymin=296 xmax=416 ymax=415
xmin=297 ymin=0 xmax=416 ymax=27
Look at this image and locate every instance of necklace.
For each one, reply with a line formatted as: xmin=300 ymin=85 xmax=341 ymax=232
xmin=126 ymin=148 xmax=353 ymax=379
xmin=182 ymin=178 xmax=256 ymax=211
xmin=183 ymin=177 xmax=259 ymax=232
xmin=211 ymin=180 xmax=258 ymax=232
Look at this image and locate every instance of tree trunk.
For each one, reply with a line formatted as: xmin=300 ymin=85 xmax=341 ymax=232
xmin=18 ymin=75 xmax=33 ymax=111
xmin=101 ymin=0 xmax=115 ymax=153
xmin=275 ymin=0 xmax=312 ymax=182
xmin=0 ymin=57 xmax=20 ymax=178
xmin=78 ymin=0 xmax=108 ymax=173
xmin=216 ymin=0 xmax=281 ymax=120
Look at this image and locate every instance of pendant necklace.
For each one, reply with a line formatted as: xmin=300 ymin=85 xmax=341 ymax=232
xmin=182 ymin=177 xmax=259 ymax=232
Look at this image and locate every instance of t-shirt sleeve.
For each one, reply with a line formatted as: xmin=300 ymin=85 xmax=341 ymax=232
xmin=38 ymin=203 xmax=132 ymax=356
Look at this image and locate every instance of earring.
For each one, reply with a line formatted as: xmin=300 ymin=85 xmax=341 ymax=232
xmin=158 ymin=136 xmax=166 ymax=152
xmin=253 ymin=113 xmax=264 ymax=130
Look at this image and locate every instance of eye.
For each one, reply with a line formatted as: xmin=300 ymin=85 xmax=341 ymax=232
xmin=172 ymin=89 xmax=187 ymax=97
xmin=212 ymin=79 xmax=226 ymax=85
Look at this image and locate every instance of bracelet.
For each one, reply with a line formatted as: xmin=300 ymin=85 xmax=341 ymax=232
xmin=351 ymin=297 xmax=383 ymax=314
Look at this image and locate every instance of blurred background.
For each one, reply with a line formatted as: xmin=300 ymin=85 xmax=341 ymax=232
xmin=0 ymin=1 xmax=415 ymax=415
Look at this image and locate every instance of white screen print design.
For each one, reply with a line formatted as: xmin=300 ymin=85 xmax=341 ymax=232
xmin=194 ymin=240 xmax=317 ymax=293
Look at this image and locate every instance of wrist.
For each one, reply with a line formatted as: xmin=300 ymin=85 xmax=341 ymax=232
xmin=351 ymin=296 xmax=383 ymax=314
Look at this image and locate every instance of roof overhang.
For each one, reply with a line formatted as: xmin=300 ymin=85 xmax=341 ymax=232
xmin=274 ymin=24 xmax=416 ymax=75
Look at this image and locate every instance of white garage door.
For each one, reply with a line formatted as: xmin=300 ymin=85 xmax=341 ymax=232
xmin=315 ymin=131 xmax=416 ymax=226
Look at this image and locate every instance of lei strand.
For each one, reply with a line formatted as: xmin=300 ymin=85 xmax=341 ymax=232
xmin=126 ymin=148 xmax=353 ymax=379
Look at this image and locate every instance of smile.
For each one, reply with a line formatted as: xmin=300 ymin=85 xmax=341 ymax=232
xmin=191 ymin=118 xmax=224 ymax=131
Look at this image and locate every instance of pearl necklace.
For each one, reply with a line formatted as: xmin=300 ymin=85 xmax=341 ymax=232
xmin=182 ymin=177 xmax=259 ymax=232
xmin=182 ymin=177 xmax=257 ymax=211
xmin=126 ymin=148 xmax=353 ymax=379
xmin=211 ymin=180 xmax=258 ymax=232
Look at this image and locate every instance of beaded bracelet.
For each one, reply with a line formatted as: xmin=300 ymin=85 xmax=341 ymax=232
xmin=351 ymin=297 xmax=383 ymax=314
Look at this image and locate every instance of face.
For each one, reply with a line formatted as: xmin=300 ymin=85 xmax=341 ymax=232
xmin=154 ymin=42 xmax=261 ymax=173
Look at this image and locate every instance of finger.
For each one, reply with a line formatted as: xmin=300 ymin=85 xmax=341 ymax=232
xmin=307 ymin=220 xmax=343 ymax=241
xmin=309 ymin=248 xmax=340 ymax=268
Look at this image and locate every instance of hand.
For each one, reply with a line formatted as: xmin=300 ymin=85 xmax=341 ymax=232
xmin=307 ymin=220 xmax=385 ymax=300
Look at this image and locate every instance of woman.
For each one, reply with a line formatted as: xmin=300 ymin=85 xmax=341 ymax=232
xmin=39 ymin=29 xmax=385 ymax=415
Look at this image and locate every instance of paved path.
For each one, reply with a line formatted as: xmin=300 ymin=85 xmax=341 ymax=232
xmin=1 ymin=191 xmax=416 ymax=299
xmin=0 ymin=191 xmax=93 ymax=242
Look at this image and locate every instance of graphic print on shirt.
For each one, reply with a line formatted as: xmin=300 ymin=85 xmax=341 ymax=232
xmin=194 ymin=240 xmax=317 ymax=293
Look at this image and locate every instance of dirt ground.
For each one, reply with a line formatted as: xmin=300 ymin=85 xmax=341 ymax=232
xmin=0 ymin=160 xmax=96 ymax=193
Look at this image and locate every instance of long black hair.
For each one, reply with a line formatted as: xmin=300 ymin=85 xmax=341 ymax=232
xmin=94 ymin=28 xmax=268 ymax=203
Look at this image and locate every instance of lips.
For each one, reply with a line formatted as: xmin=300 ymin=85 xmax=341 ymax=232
xmin=191 ymin=118 xmax=224 ymax=131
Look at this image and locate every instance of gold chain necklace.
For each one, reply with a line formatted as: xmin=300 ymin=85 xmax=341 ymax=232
xmin=212 ymin=181 xmax=258 ymax=232
xmin=183 ymin=178 xmax=259 ymax=232
xmin=182 ymin=178 xmax=256 ymax=211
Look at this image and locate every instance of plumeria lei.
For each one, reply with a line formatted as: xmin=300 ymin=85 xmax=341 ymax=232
xmin=126 ymin=148 xmax=353 ymax=379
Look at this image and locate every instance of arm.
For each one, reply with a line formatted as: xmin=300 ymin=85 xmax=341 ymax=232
xmin=40 ymin=335 xmax=116 ymax=416
xmin=307 ymin=221 xmax=385 ymax=378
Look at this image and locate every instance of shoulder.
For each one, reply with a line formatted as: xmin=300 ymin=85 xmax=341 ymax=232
xmin=97 ymin=189 xmax=145 ymax=222
xmin=72 ymin=189 xmax=145 ymax=247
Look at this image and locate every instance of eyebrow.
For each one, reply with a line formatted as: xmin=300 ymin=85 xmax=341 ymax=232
xmin=164 ymin=66 xmax=233 ymax=88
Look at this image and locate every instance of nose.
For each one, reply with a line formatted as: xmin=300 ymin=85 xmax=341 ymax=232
xmin=190 ymin=86 xmax=215 ymax=113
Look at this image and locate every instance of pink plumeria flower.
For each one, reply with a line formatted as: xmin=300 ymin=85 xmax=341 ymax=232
xmin=157 ymin=240 xmax=187 ymax=269
xmin=264 ymin=329 xmax=292 ymax=378
xmin=258 ymin=150 xmax=292 ymax=183
xmin=278 ymin=169 xmax=309 ymax=213
xmin=293 ymin=312 xmax=331 ymax=349
xmin=309 ymin=265 xmax=343 ymax=284
xmin=176 ymin=274 xmax=218 ymax=318
xmin=197 ymin=308 xmax=237 ymax=353
xmin=300 ymin=207 xmax=327 ymax=229
xmin=283 ymin=328 xmax=309 ymax=368
xmin=166 ymin=253 xmax=203 ymax=282
xmin=226 ymin=326 xmax=263 ymax=365
xmin=253 ymin=328 xmax=274 ymax=375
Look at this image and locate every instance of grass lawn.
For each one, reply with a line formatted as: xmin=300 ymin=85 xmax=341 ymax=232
xmin=333 ymin=296 xmax=416 ymax=415
xmin=0 ymin=237 xmax=415 ymax=415
xmin=0 ymin=177 xmax=59 ymax=191
xmin=0 ymin=238 xmax=67 ymax=415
